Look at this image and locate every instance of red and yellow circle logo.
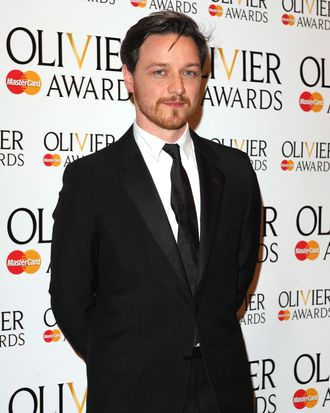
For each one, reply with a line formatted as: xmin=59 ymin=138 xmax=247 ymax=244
xmin=293 ymin=388 xmax=319 ymax=409
xmin=43 ymin=154 xmax=61 ymax=167
xmin=299 ymin=91 xmax=324 ymax=112
xmin=281 ymin=159 xmax=295 ymax=171
xmin=295 ymin=240 xmax=320 ymax=261
xmin=130 ymin=0 xmax=147 ymax=7
xmin=6 ymin=70 xmax=42 ymax=95
xmin=43 ymin=329 xmax=62 ymax=343
xmin=278 ymin=309 xmax=290 ymax=321
xmin=209 ymin=4 xmax=223 ymax=16
xmin=282 ymin=14 xmax=295 ymax=25
xmin=6 ymin=250 xmax=41 ymax=274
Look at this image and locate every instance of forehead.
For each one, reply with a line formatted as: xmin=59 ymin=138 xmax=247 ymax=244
xmin=138 ymin=34 xmax=200 ymax=65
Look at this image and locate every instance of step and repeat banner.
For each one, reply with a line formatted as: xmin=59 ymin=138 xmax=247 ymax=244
xmin=1 ymin=0 xmax=329 ymax=412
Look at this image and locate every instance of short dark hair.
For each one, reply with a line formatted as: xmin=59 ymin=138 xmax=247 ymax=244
xmin=120 ymin=11 xmax=208 ymax=73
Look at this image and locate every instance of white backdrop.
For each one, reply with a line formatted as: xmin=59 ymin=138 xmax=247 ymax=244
xmin=1 ymin=1 xmax=330 ymax=412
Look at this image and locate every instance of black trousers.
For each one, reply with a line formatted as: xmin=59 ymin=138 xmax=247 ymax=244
xmin=183 ymin=349 xmax=220 ymax=413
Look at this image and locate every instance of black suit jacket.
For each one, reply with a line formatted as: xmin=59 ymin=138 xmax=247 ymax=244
xmin=50 ymin=126 xmax=261 ymax=413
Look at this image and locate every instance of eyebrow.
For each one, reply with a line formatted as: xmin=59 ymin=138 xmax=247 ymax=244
xmin=145 ymin=62 xmax=201 ymax=70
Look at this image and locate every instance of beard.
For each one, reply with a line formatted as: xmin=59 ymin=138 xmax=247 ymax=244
xmin=134 ymin=93 xmax=194 ymax=131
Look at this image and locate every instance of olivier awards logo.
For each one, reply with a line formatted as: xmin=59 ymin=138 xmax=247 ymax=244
xmin=278 ymin=289 xmax=330 ymax=321
xmin=208 ymin=0 xmax=269 ymax=23
xmin=280 ymin=140 xmax=330 ymax=172
xmin=5 ymin=27 xmax=129 ymax=101
xmin=281 ymin=0 xmax=330 ymax=30
xmin=203 ymin=47 xmax=282 ymax=111
xmin=42 ymin=130 xmax=115 ymax=167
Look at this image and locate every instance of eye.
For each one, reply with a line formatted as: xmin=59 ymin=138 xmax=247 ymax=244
xmin=152 ymin=69 xmax=167 ymax=78
xmin=182 ymin=70 xmax=198 ymax=78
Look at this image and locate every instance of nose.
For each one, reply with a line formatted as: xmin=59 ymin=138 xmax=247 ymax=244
xmin=168 ymin=72 xmax=185 ymax=96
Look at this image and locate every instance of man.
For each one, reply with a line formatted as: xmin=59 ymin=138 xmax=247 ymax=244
xmin=50 ymin=11 xmax=261 ymax=413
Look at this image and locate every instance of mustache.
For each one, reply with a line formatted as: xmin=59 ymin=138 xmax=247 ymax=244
xmin=157 ymin=95 xmax=191 ymax=105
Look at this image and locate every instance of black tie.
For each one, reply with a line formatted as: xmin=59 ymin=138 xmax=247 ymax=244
xmin=163 ymin=143 xmax=199 ymax=295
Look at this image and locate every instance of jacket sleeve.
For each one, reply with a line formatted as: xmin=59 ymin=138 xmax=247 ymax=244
xmin=49 ymin=162 xmax=97 ymax=360
xmin=236 ymin=158 xmax=261 ymax=310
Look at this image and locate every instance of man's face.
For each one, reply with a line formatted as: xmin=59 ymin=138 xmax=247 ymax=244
xmin=123 ymin=34 xmax=202 ymax=140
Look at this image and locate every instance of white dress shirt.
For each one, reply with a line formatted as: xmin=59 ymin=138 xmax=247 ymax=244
xmin=133 ymin=122 xmax=201 ymax=242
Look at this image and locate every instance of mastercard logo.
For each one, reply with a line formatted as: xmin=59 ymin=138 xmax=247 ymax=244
xmin=43 ymin=329 xmax=61 ymax=343
xmin=293 ymin=388 xmax=319 ymax=409
xmin=282 ymin=14 xmax=295 ymax=25
xmin=209 ymin=4 xmax=223 ymax=16
xmin=278 ymin=309 xmax=290 ymax=321
xmin=43 ymin=154 xmax=61 ymax=167
xmin=295 ymin=240 xmax=320 ymax=261
xmin=281 ymin=159 xmax=294 ymax=171
xmin=6 ymin=250 xmax=41 ymax=275
xmin=130 ymin=0 xmax=147 ymax=7
xmin=299 ymin=91 xmax=324 ymax=112
xmin=6 ymin=70 xmax=42 ymax=95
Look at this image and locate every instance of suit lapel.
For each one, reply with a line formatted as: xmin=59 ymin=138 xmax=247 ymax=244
xmin=192 ymin=133 xmax=225 ymax=291
xmin=117 ymin=128 xmax=192 ymax=300
xmin=114 ymin=127 xmax=224 ymax=299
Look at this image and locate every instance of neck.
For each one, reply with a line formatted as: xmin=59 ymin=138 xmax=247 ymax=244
xmin=136 ymin=119 xmax=187 ymax=143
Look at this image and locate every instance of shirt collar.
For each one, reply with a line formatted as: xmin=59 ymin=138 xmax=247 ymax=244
xmin=133 ymin=121 xmax=193 ymax=161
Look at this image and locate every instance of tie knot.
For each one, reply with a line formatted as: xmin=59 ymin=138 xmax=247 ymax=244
xmin=163 ymin=143 xmax=181 ymax=161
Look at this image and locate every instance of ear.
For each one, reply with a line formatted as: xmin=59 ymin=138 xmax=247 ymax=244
xmin=122 ymin=64 xmax=134 ymax=94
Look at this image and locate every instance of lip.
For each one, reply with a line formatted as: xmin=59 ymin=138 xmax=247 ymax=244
xmin=163 ymin=101 xmax=185 ymax=108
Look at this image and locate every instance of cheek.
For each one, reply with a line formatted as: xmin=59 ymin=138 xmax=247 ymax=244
xmin=186 ymin=80 xmax=201 ymax=96
xmin=188 ymin=86 xmax=201 ymax=107
xmin=139 ymin=84 xmax=164 ymax=103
